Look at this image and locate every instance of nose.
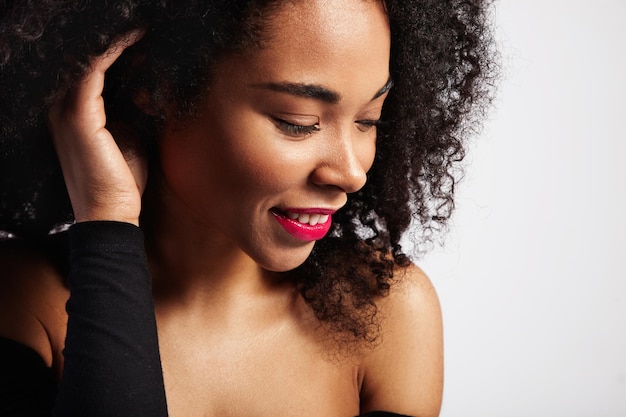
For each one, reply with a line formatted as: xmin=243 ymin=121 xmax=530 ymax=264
xmin=310 ymin=129 xmax=374 ymax=194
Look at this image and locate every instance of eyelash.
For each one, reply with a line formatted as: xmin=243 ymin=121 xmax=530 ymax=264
xmin=273 ymin=118 xmax=384 ymax=137
xmin=273 ymin=118 xmax=320 ymax=137
xmin=356 ymin=119 xmax=384 ymax=131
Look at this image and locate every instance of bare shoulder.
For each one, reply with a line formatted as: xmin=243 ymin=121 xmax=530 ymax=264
xmin=0 ymin=235 xmax=69 ymax=369
xmin=360 ymin=262 xmax=443 ymax=417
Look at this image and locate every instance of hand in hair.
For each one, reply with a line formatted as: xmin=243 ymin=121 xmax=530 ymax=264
xmin=47 ymin=30 xmax=146 ymax=226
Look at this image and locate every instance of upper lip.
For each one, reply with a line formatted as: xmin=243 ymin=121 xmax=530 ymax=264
xmin=273 ymin=207 xmax=338 ymax=215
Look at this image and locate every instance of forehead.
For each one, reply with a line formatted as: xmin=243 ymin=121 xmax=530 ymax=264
xmin=213 ymin=0 xmax=390 ymax=93
xmin=264 ymin=0 xmax=389 ymax=43
xmin=262 ymin=0 xmax=389 ymax=62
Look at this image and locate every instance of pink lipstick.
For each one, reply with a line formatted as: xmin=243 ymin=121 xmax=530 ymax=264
xmin=271 ymin=208 xmax=334 ymax=241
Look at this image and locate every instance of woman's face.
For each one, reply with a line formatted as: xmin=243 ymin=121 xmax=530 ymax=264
xmin=159 ymin=0 xmax=391 ymax=271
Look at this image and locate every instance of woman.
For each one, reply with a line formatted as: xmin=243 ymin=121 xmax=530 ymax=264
xmin=0 ymin=0 xmax=494 ymax=416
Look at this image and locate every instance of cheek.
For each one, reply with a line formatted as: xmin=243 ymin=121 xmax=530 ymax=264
xmin=210 ymin=113 xmax=316 ymax=194
xmin=225 ymin=139 xmax=315 ymax=202
xmin=160 ymin=117 xmax=310 ymax=206
xmin=214 ymin=130 xmax=290 ymax=190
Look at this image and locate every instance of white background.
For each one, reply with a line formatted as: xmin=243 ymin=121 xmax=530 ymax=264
xmin=414 ymin=1 xmax=626 ymax=416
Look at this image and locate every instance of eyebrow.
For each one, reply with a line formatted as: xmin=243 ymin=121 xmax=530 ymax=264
xmin=252 ymin=82 xmax=340 ymax=103
xmin=252 ymin=76 xmax=393 ymax=104
xmin=372 ymin=78 xmax=394 ymax=100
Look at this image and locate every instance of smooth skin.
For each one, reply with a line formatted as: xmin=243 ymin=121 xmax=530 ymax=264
xmin=0 ymin=1 xmax=443 ymax=416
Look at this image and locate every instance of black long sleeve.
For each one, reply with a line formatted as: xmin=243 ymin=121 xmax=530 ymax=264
xmin=52 ymin=221 xmax=168 ymax=416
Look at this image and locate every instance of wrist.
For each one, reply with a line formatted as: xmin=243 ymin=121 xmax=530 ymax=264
xmin=74 ymin=207 xmax=140 ymax=227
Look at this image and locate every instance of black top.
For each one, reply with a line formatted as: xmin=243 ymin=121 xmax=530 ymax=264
xmin=0 ymin=222 xmax=410 ymax=417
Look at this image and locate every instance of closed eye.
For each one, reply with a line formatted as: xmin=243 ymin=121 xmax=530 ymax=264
xmin=273 ymin=118 xmax=320 ymax=137
xmin=355 ymin=119 xmax=384 ymax=132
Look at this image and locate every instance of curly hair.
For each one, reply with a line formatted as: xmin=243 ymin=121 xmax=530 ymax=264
xmin=0 ymin=0 xmax=496 ymax=343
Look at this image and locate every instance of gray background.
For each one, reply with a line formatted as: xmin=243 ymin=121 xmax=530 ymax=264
xmin=412 ymin=1 xmax=626 ymax=416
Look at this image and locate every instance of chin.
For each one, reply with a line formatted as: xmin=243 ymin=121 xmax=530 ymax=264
xmin=252 ymin=243 xmax=315 ymax=273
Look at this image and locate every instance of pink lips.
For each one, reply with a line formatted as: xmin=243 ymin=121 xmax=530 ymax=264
xmin=271 ymin=208 xmax=334 ymax=241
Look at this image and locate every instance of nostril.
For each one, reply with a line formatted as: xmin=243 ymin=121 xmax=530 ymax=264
xmin=310 ymin=163 xmax=367 ymax=194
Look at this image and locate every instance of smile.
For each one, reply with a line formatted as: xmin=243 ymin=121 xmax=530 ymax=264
xmin=271 ymin=208 xmax=334 ymax=241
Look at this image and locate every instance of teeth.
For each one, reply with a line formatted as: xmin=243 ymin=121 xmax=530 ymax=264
xmin=309 ymin=214 xmax=320 ymax=226
xmin=285 ymin=212 xmax=330 ymax=226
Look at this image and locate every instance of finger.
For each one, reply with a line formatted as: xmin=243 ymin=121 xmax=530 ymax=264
xmin=72 ymin=29 xmax=146 ymax=107
xmin=49 ymin=28 xmax=145 ymax=131
xmin=90 ymin=29 xmax=145 ymax=77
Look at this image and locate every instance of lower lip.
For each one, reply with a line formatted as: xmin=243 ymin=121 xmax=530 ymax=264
xmin=271 ymin=211 xmax=333 ymax=241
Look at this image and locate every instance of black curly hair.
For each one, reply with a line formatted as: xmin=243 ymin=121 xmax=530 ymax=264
xmin=0 ymin=0 xmax=496 ymax=343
